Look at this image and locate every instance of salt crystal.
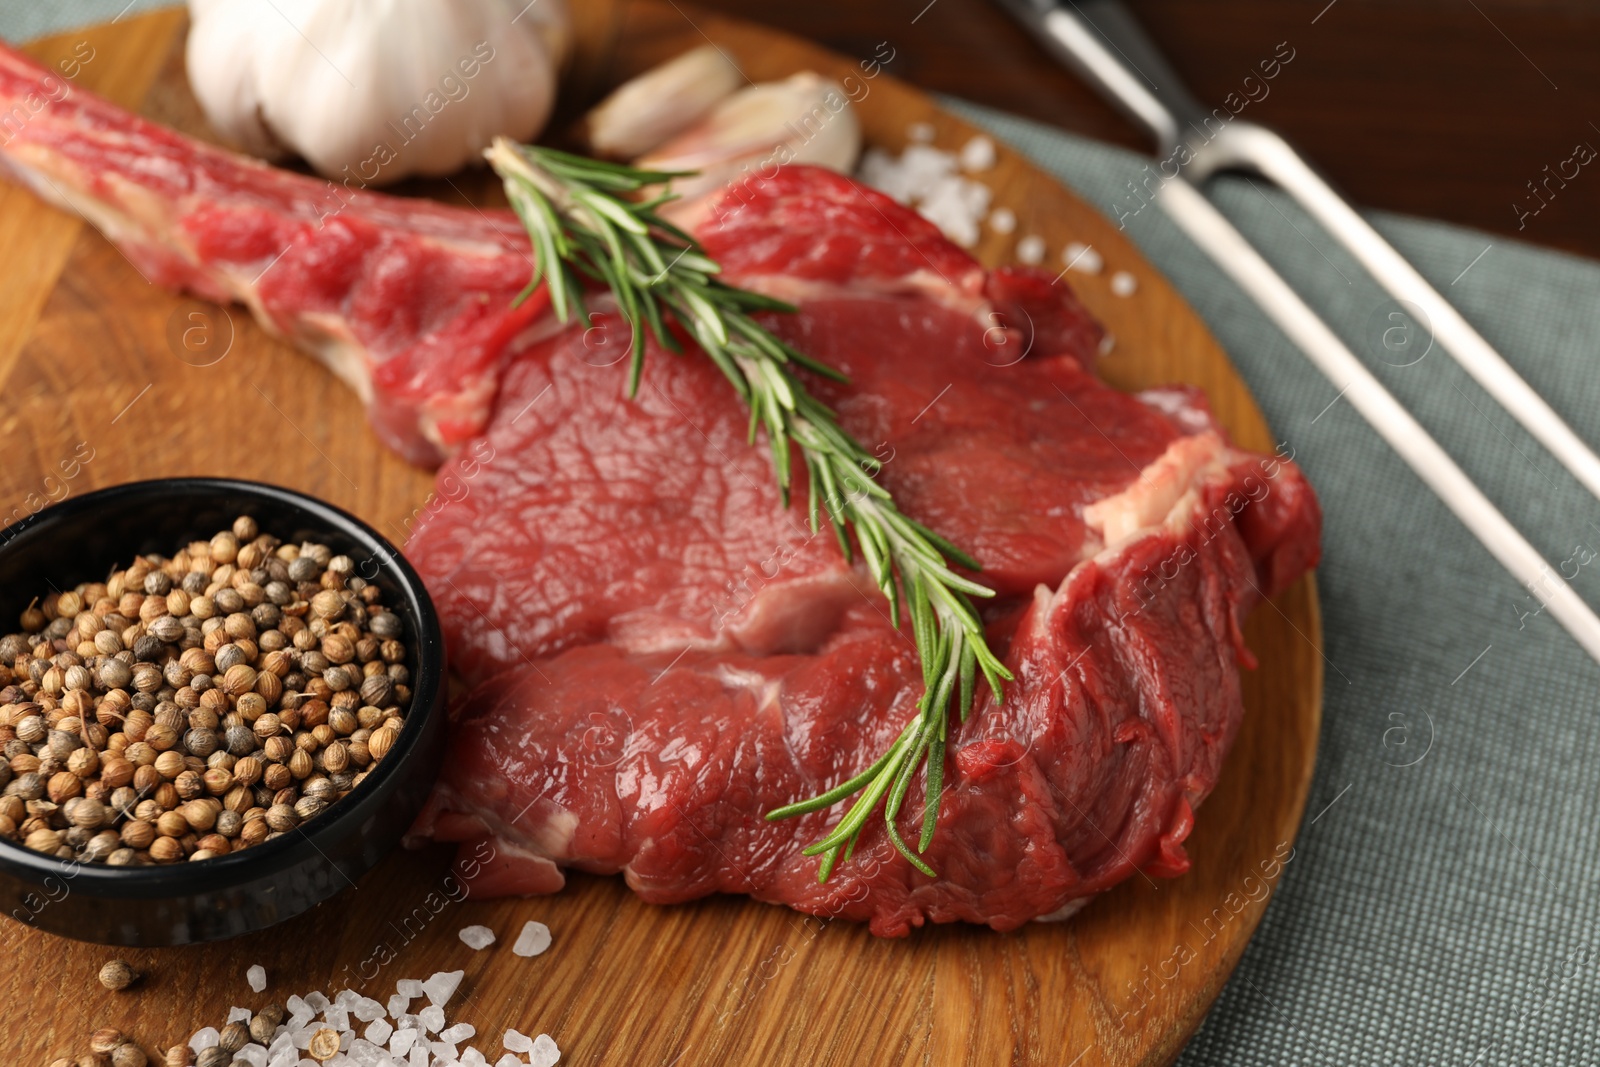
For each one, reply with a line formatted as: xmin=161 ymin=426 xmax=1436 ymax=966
xmin=229 ymin=1006 xmax=254 ymax=1024
xmin=423 ymin=970 xmax=464 ymax=1006
xmin=503 ymin=1029 xmax=533 ymax=1054
xmin=959 ymin=135 xmax=996 ymax=172
xmin=292 ymin=1028 xmax=315 ymax=1050
xmin=247 ymin=964 xmax=268 ymax=993
xmin=397 ymin=979 xmax=425 ymax=998
xmin=495 ymin=1056 xmax=522 ymax=1067
xmin=1017 ymin=235 xmax=1046 ymax=265
xmin=419 ymin=1005 xmax=446 ymax=1033
xmin=387 ymin=993 xmax=410 ymax=1018
xmin=366 ymin=1018 xmax=394 ymax=1046
xmin=235 ymin=1045 xmax=269 ymax=1067
xmin=269 ymin=1033 xmax=294 ymax=1056
xmin=287 ymin=996 xmax=315 ymax=1030
xmin=268 ymin=1051 xmax=298 ymax=1067
xmin=917 ymin=174 xmax=991 ymax=246
xmin=355 ymin=998 xmax=387 ymax=1023
xmin=896 ymin=144 xmax=959 ymax=200
xmin=190 ymin=1027 xmax=221 ymax=1052
xmin=907 ymin=121 xmax=935 ymax=143
xmin=440 ymin=1023 xmax=476 ymax=1043
xmin=529 ymin=1033 xmax=561 ymax=1067
xmin=461 ymin=1051 xmax=489 ymax=1067
xmin=1062 ymin=242 xmax=1103 ymax=274
xmin=410 ymin=1047 xmax=429 ymax=1067
xmin=988 ymin=207 xmax=1016 ymax=235
xmin=324 ymin=1006 xmax=350 ymax=1031
xmin=431 ymin=1040 xmax=459 ymax=1059
xmin=336 ymin=989 xmax=360 ymax=1007
xmin=458 ymin=924 xmax=496 ymax=950
xmin=1110 ymin=270 xmax=1138 ymax=297
xmin=512 ymin=921 xmax=552 ymax=958
xmin=304 ymin=991 xmax=330 ymax=1012
xmin=391 ymin=1028 xmax=418 ymax=1056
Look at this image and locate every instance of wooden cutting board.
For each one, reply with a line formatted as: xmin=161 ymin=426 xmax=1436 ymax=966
xmin=0 ymin=4 xmax=1323 ymax=1066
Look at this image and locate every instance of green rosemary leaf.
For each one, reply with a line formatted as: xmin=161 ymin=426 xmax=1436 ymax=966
xmin=487 ymin=136 xmax=1016 ymax=883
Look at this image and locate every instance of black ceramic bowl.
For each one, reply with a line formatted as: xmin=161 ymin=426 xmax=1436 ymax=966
xmin=0 ymin=479 xmax=446 ymax=945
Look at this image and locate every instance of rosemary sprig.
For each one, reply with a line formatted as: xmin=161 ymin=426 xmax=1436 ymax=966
xmin=487 ymin=139 xmax=1012 ymax=880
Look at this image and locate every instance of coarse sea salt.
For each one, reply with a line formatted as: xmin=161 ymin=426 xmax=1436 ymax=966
xmin=529 ymin=1033 xmax=561 ymax=1067
xmin=959 ymin=134 xmax=996 ymax=173
xmin=183 ymin=939 xmax=560 ymax=1067
xmin=1062 ymin=241 xmax=1103 ymax=274
xmin=988 ymin=207 xmax=1016 ymax=235
xmin=391 ymin=1027 xmax=419 ymax=1056
xmin=228 ymin=1006 xmax=253 ymax=1024
xmin=512 ymin=920 xmax=552 ymax=958
xmin=1110 ymin=270 xmax=1138 ymax=297
xmin=459 ymin=924 xmax=497 ymax=950
xmin=247 ymin=964 xmax=268 ymax=993
xmin=856 ymin=141 xmax=995 ymax=249
xmin=424 ymin=970 xmax=465 ymax=1006
xmin=1017 ymin=235 xmax=1046 ymax=265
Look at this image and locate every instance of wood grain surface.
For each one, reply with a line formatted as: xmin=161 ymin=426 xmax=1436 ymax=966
xmin=0 ymin=6 xmax=1322 ymax=1066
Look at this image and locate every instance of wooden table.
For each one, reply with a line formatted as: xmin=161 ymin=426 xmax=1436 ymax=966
xmin=687 ymin=0 xmax=1600 ymax=261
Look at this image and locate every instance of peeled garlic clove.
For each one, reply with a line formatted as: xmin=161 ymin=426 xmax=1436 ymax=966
xmin=636 ymin=72 xmax=862 ymax=200
xmin=584 ymin=44 xmax=744 ymax=160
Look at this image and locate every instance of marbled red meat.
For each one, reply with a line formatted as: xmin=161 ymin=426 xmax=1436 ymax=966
xmin=410 ymin=168 xmax=1322 ymax=934
xmin=0 ymin=42 xmax=544 ymax=464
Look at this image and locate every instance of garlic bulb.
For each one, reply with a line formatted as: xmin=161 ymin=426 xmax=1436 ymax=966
xmin=185 ymin=0 xmax=570 ymax=185
xmin=583 ymin=44 xmax=744 ymax=160
xmin=635 ymin=73 xmax=862 ymax=201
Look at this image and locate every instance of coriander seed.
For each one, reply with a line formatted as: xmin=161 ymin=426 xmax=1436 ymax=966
xmin=217 ymin=1021 xmax=249 ymax=1054
xmin=111 ymin=1045 xmax=147 ymax=1067
xmin=89 ymin=1028 xmax=125 ymax=1054
xmin=0 ymin=519 xmax=410 ymax=866
xmin=97 ymin=959 xmax=137 ymax=991
xmin=307 ymin=1028 xmax=341 ymax=1062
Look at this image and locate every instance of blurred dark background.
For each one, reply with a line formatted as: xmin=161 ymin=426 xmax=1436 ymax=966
xmin=697 ymin=0 xmax=1600 ymax=259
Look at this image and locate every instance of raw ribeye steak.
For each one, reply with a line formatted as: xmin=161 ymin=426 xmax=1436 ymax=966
xmin=410 ymin=167 xmax=1321 ymax=935
xmin=0 ymin=42 xmax=543 ymax=465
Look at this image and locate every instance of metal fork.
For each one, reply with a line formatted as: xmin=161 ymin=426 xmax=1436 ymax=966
xmin=996 ymin=0 xmax=1600 ymax=663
